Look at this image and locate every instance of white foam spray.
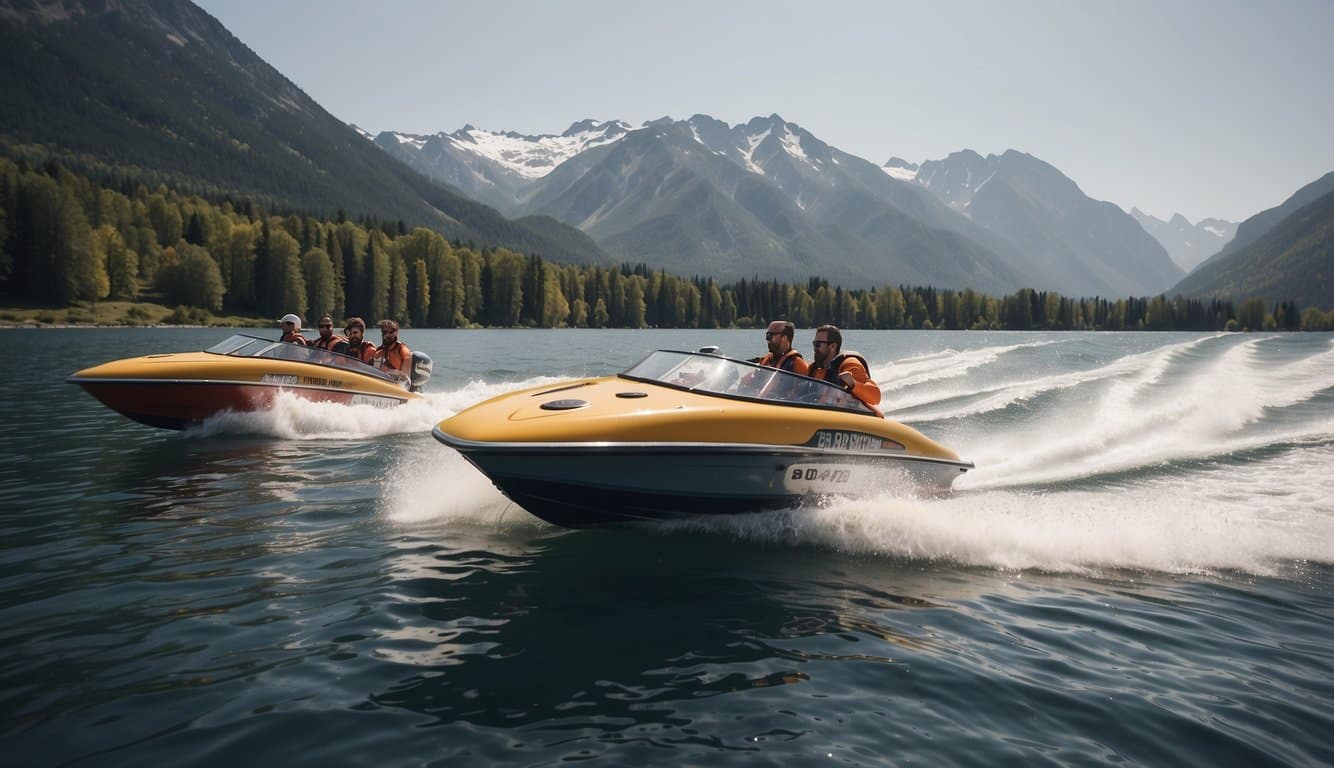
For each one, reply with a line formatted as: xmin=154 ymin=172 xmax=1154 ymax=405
xmin=186 ymin=375 xmax=570 ymax=440
xmin=662 ymin=444 xmax=1334 ymax=576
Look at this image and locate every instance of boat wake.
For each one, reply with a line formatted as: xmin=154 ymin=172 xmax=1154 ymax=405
xmin=184 ymin=376 xmax=571 ymax=440
xmin=656 ymin=442 xmax=1334 ymax=576
xmin=387 ymin=333 xmax=1334 ymax=576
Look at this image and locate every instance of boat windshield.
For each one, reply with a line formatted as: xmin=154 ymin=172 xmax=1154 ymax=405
xmin=204 ymin=334 xmax=396 ymax=382
xmin=620 ymin=350 xmax=876 ymax=416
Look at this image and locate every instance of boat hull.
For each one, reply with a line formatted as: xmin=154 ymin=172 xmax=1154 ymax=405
xmin=75 ymin=379 xmax=409 ymax=429
xmin=437 ymin=429 xmax=971 ymax=528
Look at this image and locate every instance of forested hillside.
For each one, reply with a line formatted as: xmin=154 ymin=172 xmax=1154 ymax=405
xmin=0 ymin=0 xmax=607 ymax=266
xmin=8 ymin=157 xmax=1326 ymax=332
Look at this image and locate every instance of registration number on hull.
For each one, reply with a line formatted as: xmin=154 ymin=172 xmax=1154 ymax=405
xmin=350 ymin=394 xmax=400 ymax=409
xmin=783 ymin=463 xmax=861 ymax=494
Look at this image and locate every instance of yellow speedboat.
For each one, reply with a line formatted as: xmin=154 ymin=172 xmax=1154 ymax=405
xmin=69 ymin=334 xmax=431 ymax=429
xmin=434 ymin=348 xmax=971 ymax=527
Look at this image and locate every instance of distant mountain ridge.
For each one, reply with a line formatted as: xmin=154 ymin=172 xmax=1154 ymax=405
xmin=377 ymin=114 xmax=1187 ymax=295
xmin=378 ymin=113 xmax=1030 ymax=290
xmin=1130 ymin=209 xmax=1237 ymax=273
xmin=1172 ymin=180 xmax=1334 ymax=308
xmin=1193 ymin=171 xmax=1334 ymax=274
xmin=911 ymin=150 xmax=1183 ymax=296
xmin=0 ymin=0 xmax=608 ymax=265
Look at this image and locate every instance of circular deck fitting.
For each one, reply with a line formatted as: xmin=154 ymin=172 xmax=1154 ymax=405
xmin=540 ymin=398 xmax=589 ymax=411
xmin=615 ymin=391 xmax=648 ymax=399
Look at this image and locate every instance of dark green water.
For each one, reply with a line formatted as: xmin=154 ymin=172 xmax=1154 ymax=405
xmin=2 ymin=328 xmax=1332 ymax=766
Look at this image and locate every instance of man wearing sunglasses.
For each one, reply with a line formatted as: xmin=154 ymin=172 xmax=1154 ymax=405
xmin=810 ymin=324 xmax=881 ymax=414
xmin=751 ymin=320 xmax=809 ymax=375
xmin=309 ymin=314 xmax=346 ymax=352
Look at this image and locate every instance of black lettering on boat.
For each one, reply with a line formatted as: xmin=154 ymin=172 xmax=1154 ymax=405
xmin=806 ymin=430 xmax=905 ymax=453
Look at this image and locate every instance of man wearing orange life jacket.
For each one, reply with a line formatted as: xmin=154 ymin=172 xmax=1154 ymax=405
xmin=751 ymin=320 xmax=809 ymax=376
xmin=332 ymin=316 xmax=376 ymax=363
xmin=809 ymin=324 xmax=883 ymax=416
xmin=374 ymin=318 xmax=412 ymax=387
xmin=310 ymin=314 xmax=346 ymax=352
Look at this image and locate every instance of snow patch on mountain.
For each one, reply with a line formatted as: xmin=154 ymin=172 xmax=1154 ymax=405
xmin=882 ymin=157 xmax=919 ymax=181
xmin=743 ymin=128 xmax=771 ymax=175
xmin=376 ymin=120 xmax=630 ymax=180
xmin=780 ymin=126 xmax=809 ymax=163
xmin=394 ymin=133 xmax=427 ymax=149
xmin=448 ymin=121 xmax=628 ymax=179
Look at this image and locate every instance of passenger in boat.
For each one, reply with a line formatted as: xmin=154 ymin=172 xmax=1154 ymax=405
xmin=374 ymin=319 xmax=412 ymax=386
xmin=809 ymin=324 xmax=882 ymax=415
xmin=751 ymin=320 xmax=809 ymax=375
xmin=310 ymin=314 xmax=345 ymax=352
xmin=278 ymin=313 xmax=308 ymax=345
xmin=332 ymin=317 xmax=377 ymax=363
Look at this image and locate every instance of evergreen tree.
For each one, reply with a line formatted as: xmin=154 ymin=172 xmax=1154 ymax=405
xmin=486 ymin=249 xmax=524 ymax=326
xmin=625 ymin=276 xmax=647 ymax=329
xmin=366 ymin=230 xmax=391 ymax=322
xmin=411 ymin=258 xmax=431 ymax=328
xmin=265 ymin=228 xmax=305 ymax=318
xmin=301 ymin=248 xmax=336 ymax=319
xmin=389 ymin=249 xmax=408 ymax=324
xmin=460 ymin=247 xmax=483 ymax=321
xmin=224 ymin=223 xmax=257 ymax=309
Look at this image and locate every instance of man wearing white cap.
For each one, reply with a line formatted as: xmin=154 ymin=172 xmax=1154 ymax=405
xmin=278 ymin=313 xmax=308 ymax=345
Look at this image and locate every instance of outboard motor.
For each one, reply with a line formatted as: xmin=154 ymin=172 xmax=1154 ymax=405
xmin=409 ymin=350 xmax=433 ymax=393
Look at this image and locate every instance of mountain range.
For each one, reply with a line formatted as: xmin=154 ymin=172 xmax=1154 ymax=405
xmin=1127 ymin=210 xmax=1237 ymax=273
xmin=0 ymin=0 xmax=608 ymax=266
xmin=374 ymin=117 xmax=1192 ymax=295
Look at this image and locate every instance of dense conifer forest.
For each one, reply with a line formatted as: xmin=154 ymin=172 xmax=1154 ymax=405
xmin=2 ymin=157 xmax=1329 ymax=331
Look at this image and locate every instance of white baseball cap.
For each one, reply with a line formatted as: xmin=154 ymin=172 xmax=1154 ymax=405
xmin=279 ymin=313 xmax=302 ymax=329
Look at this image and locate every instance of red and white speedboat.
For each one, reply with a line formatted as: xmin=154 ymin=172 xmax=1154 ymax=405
xmin=68 ymin=333 xmax=431 ymax=430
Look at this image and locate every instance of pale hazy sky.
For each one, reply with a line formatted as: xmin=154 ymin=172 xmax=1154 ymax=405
xmin=196 ymin=0 xmax=1333 ymax=223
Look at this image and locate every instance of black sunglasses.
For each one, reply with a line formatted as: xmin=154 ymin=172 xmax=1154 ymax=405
xmin=318 ymin=324 xmax=333 ymax=328
xmin=812 ymin=340 xmax=831 ymax=346
xmin=764 ymin=331 xmax=780 ymax=339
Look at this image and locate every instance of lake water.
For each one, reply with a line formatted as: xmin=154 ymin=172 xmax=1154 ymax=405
xmin=3 ymin=327 xmax=1332 ymax=766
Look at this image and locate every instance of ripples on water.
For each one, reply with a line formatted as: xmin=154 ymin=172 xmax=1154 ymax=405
xmin=1 ymin=328 xmax=1332 ymax=766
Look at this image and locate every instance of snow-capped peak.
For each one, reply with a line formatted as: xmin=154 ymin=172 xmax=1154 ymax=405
xmin=882 ymin=156 xmax=919 ymax=181
xmin=378 ymin=120 xmax=631 ymax=179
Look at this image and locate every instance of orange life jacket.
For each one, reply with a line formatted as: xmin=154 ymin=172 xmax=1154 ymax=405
xmin=811 ymin=351 xmax=882 ymax=414
xmin=378 ymin=340 xmax=411 ymax=374
xmin=312 ymin=334 xmax=346 ymax=351
xmin=334 ymin=339 xmax=376 ymax=363
xmin=755 ymin=349 xmax=809 ymax=375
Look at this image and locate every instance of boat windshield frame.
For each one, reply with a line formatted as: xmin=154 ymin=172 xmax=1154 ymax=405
xmin=618 ymin=349 xmax=878 ymax=417
xmin=204 ymin=333 xmax=397 ymax=382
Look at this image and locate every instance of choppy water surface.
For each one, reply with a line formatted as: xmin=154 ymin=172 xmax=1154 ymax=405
xmin=2 ymin=328 xmax=1332 ymax=766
